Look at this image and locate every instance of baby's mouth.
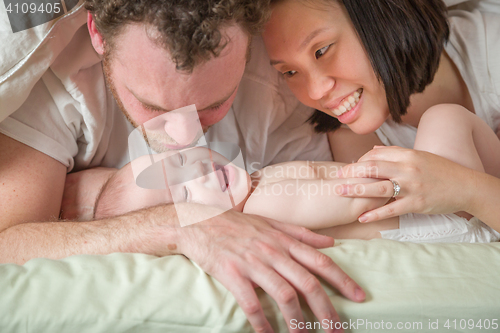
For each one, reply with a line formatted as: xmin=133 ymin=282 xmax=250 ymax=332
xmin=214 ymin=163 xmax=229 ymax=192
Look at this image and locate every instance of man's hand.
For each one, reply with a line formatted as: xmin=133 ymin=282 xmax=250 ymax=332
xmin=61 ymin=167 xmax=117 ymax=220
xmin=177 ymin=209 xmax=365 ymax=333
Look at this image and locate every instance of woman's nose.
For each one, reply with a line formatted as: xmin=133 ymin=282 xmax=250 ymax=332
xmin=164 ymin=112 xmax=201 ymax=146
xmin=307 ymin=71 xmax=335 ymax=101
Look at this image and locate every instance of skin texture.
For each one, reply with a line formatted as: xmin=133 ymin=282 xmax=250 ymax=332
xmin=263 ymin=0 xmax=500 ymax=230
xmin=0 ymin=12 xmax=367 ymax=333
xmin=337 ymin=106 xmax=500 ymax=231
xmin=94 ymin=148 xmax=251 ymax=219
xmin=95 ymin=155 xmax=396 ymax=233
xmin=61 ymin=167 xmax=117 ymax=221
xmin=263 ymin=0 xmax=388 ymax=135
xmin=93 ymin=18 xmax=247 ymax=150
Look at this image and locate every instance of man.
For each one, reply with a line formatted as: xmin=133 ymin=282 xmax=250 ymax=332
xmin=0 ymin=1 xmax=365 ymax=332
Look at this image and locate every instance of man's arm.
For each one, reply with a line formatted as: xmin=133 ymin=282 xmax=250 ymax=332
xmin=0 ymin=133 xmax=176 ymax=262
xmin=0 ymin=133 xmax=365 ymax=333
xmin=0 ymin=134 xmax=66 ymax=227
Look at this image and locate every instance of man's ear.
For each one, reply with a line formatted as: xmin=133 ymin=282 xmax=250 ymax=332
xmin=87 ymin=11 xmax=105 ymax=55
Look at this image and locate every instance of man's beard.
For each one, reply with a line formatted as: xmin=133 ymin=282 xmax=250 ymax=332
xmin=102 ymin=55 xmax=207 ymax=153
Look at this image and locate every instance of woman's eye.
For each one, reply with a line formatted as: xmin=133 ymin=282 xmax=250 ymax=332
xmin=183 ymin=186 xmax=190 ymax=201
xmin=315 ymin=44 xmax=331 ymax=59
xmin=283 ymin=70 xmax=297 ymax=78
xmin=178 ymin=153 xmax=185 ymax=166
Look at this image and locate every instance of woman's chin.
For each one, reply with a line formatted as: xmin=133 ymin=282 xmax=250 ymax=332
xmin=348 ymin=121 xmax=384 ymax=135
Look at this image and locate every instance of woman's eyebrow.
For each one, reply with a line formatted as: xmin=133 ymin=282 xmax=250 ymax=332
xmin=298 ymin=27 xmax=330 ymax=51
xmin=269 ymin=27 xmax=331 ymax=66
xmin=270 ymin=59 xmax=284 ymax=66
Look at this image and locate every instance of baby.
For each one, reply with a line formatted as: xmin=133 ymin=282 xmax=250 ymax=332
xmin=94 ymin=146 xmax=396 ymax=239
xmin=93 ymin=104 xmax=500 ymax=242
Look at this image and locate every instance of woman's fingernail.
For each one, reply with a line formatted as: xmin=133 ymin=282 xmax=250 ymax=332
xmin=359 ymin=214 xmax=369 ymax=223
xmin=335 ymin=185 xmax=344 ymax=195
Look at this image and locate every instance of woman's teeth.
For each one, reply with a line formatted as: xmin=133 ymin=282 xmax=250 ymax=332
xmin=332 ymin=89 xmax=362 ymax=116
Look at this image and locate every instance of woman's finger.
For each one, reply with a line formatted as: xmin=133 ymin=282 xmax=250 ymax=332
xmin=335 ymin=180 xmax=395 ymax=198
xmin=357 ymin=145 xmax=407 ymax=163
xmin=358 ymin=199 xmax=409 ymax=223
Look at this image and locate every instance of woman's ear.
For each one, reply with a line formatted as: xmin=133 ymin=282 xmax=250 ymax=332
xmin=87 ymin=11 xmax=104 ymax=55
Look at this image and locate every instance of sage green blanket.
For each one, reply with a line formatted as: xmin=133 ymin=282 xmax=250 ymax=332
xmin=1 ymin=239 xmax=499 ymax=332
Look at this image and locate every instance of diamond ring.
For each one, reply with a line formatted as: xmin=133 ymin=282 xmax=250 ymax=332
xmin=391 ymin=180 xmax=401 ymax=198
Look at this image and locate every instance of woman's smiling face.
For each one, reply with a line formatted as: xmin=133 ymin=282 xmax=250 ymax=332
xmin=262 ymin=0 xmax=390 ymax=134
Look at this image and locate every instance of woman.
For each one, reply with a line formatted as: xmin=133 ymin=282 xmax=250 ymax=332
xmin=262 ymin=0 xmax=500 ymax=232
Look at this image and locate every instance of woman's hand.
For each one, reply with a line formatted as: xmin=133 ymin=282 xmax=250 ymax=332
xmin=335 ymin=146 xmax=478 ymax=222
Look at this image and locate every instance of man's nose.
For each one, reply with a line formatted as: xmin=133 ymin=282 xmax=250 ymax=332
xmin=164 ymin=112 xmax=201 ymax=146
xmin=307 ymin=70 xmax=335 ymax=101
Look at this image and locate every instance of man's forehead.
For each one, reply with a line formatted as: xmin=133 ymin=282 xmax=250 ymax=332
xmin=111 ymin=23 xmax=249 ymax=111
xmin=130 ymin=85 xmax=238 ymax=113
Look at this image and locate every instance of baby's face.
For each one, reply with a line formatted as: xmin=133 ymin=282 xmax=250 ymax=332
xmin=161 ymin=147 xmax=251 ymax=211
xmin=119 ymin=146 xmax=251 ymax=212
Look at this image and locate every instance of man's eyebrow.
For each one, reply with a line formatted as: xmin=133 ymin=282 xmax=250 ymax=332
xmin=270 ymin=27 xmax=330 ymax=66
xmin=130 ymin=86 xmax=238 ymax=112
xmin=130 ymin=90 xmax=168 ymax=112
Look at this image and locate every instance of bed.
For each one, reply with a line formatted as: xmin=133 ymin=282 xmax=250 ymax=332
xmin=2 ymin=239 xmax=499 ymax=332
xmin=2 ymin=1 xmax=499 ymax=332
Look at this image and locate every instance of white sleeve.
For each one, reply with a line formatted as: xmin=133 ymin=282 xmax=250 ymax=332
xmin=444 ymin=0 xmax=471 ymax=7
xmin=0 ymin=69 xmax=81 ymax=171
xmin=445 ymin=0 xmax=500 ymax=13
xmin=476 ymin=0 xmax=500 ymax=14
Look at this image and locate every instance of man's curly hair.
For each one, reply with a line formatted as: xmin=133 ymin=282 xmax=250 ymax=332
xmin=85 ymin=0 xmax=270 ymax=72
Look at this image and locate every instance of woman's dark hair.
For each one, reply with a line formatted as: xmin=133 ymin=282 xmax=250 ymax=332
xmin=304 ymin=0 xmax=450 ymax=132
